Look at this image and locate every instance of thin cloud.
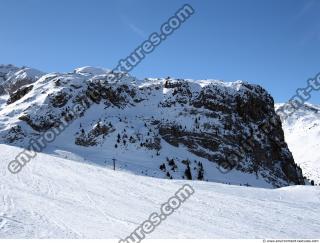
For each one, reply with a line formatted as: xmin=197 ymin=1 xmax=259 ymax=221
xmin=293 ymin=1 xmax=320 ymax=46
xmin=127 ymin=23 xmax=147 ymax=38
xmin=295 ymin=0 xmax=316 ymax=20
xmin=121 ymin=15 xmax=147 ymax=38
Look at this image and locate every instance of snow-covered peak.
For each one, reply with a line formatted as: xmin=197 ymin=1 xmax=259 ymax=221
xmin=74 ymin=66 xmax=110 ymax=76
xmin=0 ymin=64 xmax=20 ymax=84
xmin=6 ymin=67 xmax=44 ymax=83
xmin=276 ymin=102 xmax=320 ymax=126
xmin=0 ymin=65 xmax=45 ymax=94
xmin=0 ymin=64 xmax=19 ymax=74
xmin=276 ymin=102 xmax=320 ymax=114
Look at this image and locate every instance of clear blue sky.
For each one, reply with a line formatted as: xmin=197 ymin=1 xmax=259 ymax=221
xmin=1 ymin=0 xmax=319 ymax=103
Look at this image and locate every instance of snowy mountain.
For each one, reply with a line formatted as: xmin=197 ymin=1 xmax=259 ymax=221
xmin=0 ymin=64 xmax=45 ymax=95
xmin=0 ymin=144 xmax=319 ymax=238
xmin=276 ymin=103 xmax=320 ymax=185
xmin=0 ymin=65 xmax=305 ymax=188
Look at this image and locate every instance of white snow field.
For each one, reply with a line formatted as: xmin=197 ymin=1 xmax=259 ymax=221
xmin=0 ymin=144 xmax=319 ymax=239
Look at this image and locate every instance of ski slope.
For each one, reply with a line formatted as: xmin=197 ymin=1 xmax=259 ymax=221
xmin=0 ymin=144 xmax=319 ymax=238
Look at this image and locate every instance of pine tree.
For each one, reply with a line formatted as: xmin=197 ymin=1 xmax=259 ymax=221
xmin=197 ymin=162 xmax=204 ymax=180
xmin=159 ymin=163 xmax=166 ymax=171
xmin=168 ymin=159 xmax=175 ymax=167
xmin=185 ymin=164 xmax=192 ymax=180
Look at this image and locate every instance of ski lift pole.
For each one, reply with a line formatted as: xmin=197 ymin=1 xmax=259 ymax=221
xmin=112 ymin=158 xmax=116 ymax=171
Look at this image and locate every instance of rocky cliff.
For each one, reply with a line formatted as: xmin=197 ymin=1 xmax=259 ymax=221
xmin=0 ymin=66 xmax=305 ymax=187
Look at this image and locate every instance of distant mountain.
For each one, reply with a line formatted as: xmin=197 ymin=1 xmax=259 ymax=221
xmin=0 ymin=64 xmax=45 ymax=95
xmin=0 ymin=65 xmax=305 ymax=188
xmin=276 ymin=103 xmax=320 ymax=185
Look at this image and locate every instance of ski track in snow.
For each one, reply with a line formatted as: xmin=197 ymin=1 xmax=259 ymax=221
xmin=0 ymin=144 xmax=319 ymax=238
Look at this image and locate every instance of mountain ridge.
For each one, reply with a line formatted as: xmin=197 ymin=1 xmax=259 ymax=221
xmin=0 ymin=65 xmax=305 ymax=188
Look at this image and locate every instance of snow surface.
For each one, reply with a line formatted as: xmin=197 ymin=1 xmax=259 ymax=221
xmin=0 ymin=144 xmax=319 ymax=238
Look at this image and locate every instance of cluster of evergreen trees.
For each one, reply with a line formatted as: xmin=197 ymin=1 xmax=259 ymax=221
xmin=159 ymin=158 xmax=204 ymax=181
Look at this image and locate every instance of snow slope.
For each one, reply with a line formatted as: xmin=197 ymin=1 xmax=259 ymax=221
xmin=276 ymin=103 xmax=320 ymax=185
xmin=0 ymin=144 xmax=319 ymax=238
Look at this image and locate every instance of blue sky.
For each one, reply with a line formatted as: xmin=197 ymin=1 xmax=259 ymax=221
xmin=1 ymin=0 xmax=319 ymax=103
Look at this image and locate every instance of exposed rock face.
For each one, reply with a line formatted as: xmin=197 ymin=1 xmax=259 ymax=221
xmin=7 ymin=85 xmax=34 ymax=105
xmin=50 ymin=91 xmax=71 ymax=108
xmin=158 ymin=80 xmax=304 ymax=186
xmin=75 ymin=123 xmax=115 ymax=146
xmin=0 ymin=66 xmax=305 ymax=187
